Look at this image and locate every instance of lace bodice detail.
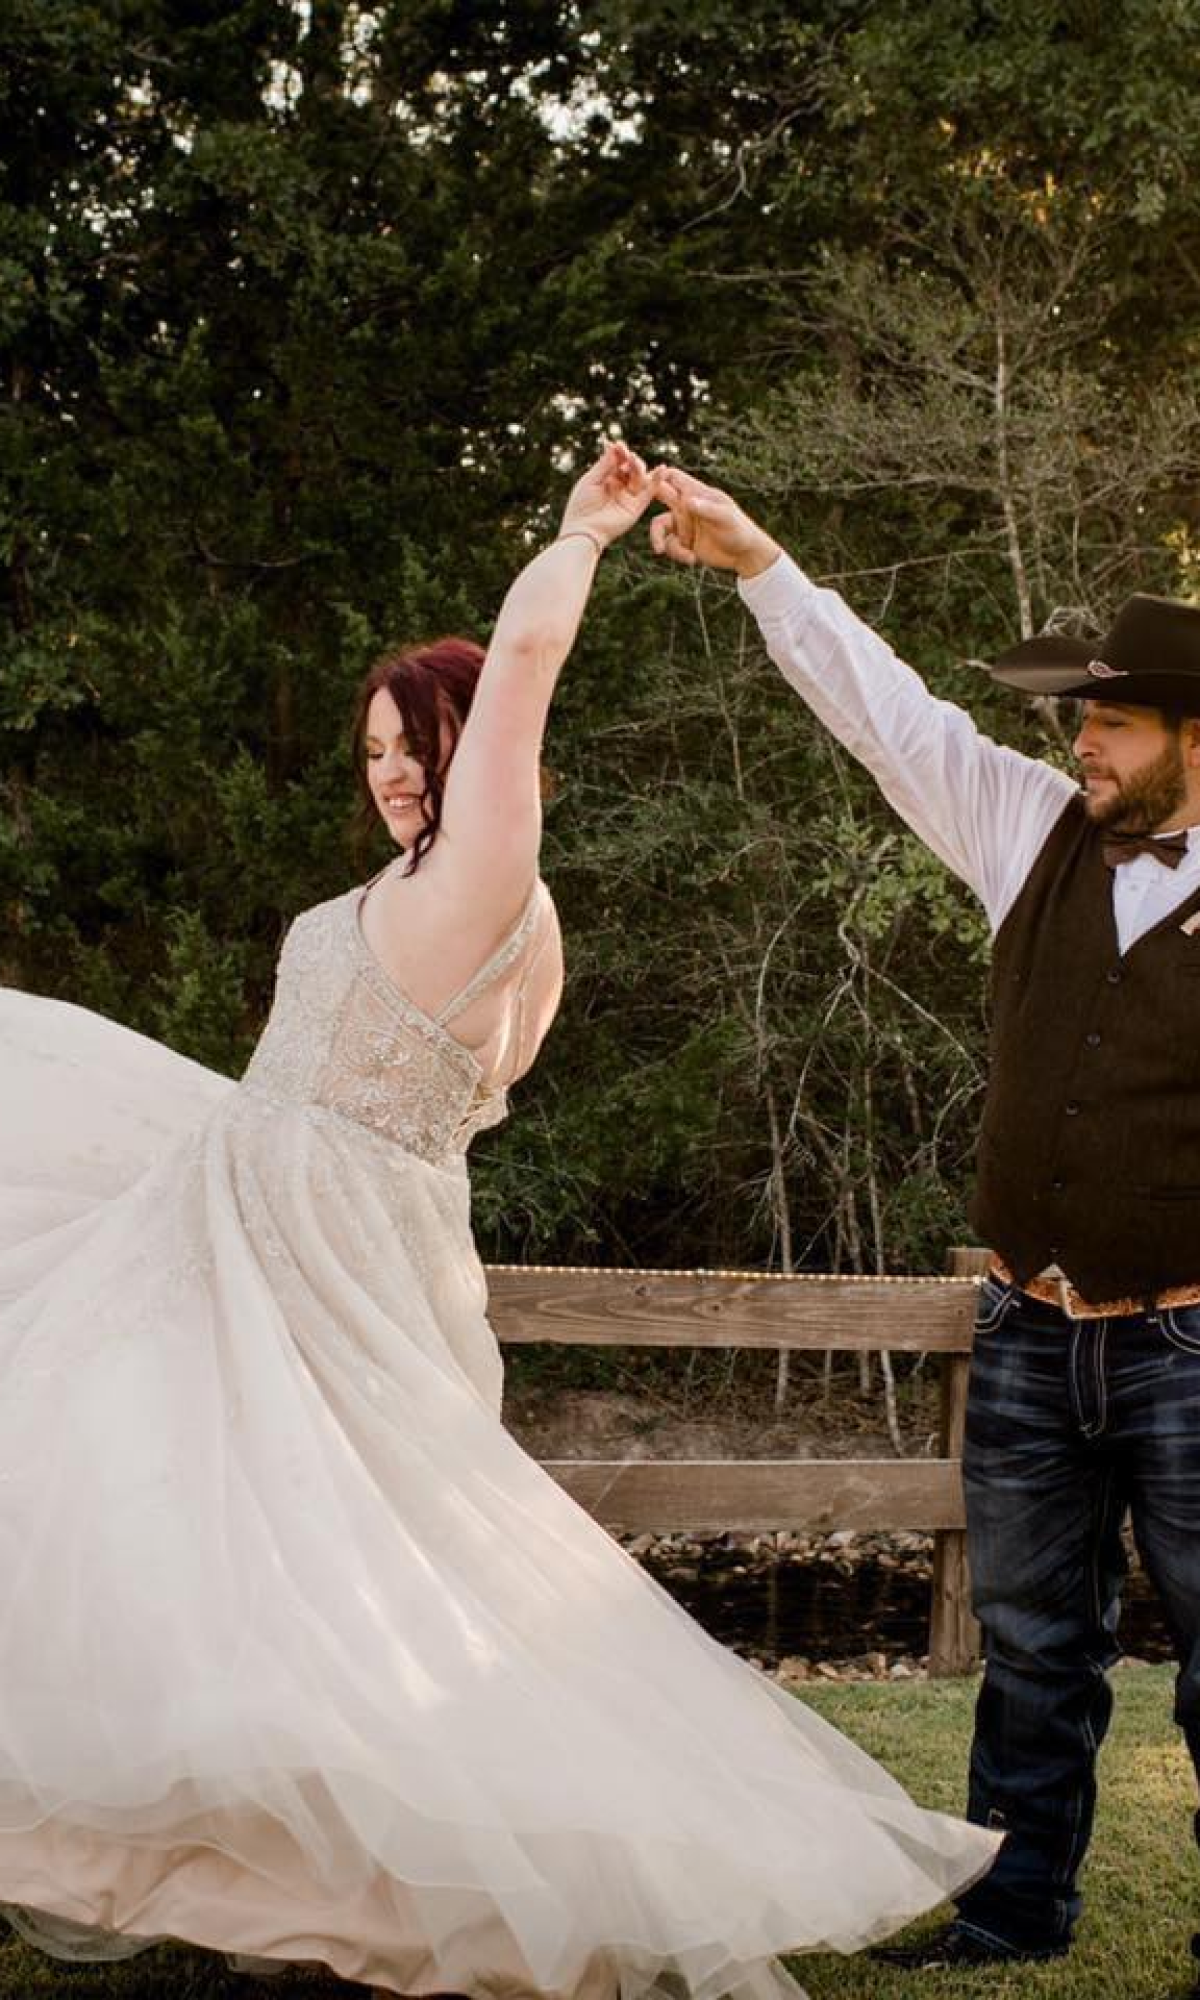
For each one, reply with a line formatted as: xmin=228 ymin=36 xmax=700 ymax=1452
xmin=239 ymin=874 xmax=546 ymax=1167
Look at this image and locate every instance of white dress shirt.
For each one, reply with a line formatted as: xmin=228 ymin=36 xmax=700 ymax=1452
xmin=739 ymin=554 xmax=1200 ymax=953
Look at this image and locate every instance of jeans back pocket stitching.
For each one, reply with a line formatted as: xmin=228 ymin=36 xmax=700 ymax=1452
xmin=1161 ymin=1308 xmax=1200 ymax=1354
xmin=975 ymin=1281 xmax=1014 ymax=1336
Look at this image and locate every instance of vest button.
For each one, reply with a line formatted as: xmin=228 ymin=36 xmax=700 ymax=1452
xmin=1065 ymin=1101 xmax=1081 ymax=1115
xmin=1085 ymin=1031 xmax=1101 ymax=1048
xmin=1051 ymin=1178 xmax=1065 ymax=1193
xmin=1106 ymin=968 xmax=1122 ymax=984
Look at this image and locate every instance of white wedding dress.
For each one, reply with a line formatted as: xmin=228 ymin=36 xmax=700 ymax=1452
xmin=0 ymin=864 xmax=998 ymax=1999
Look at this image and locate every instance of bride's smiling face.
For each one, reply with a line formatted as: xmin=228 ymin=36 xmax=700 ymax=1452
xmin=354 ymin=637 xmax=483 ymax=866
xmin=364 ymin=688 xmax=430 ymax=846
xmin=363 ymin=687 xmax=455 ymax=847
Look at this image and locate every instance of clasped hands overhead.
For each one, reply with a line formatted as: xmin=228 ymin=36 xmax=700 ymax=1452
xmin=557 ymin=440 xmax=782 ymax=581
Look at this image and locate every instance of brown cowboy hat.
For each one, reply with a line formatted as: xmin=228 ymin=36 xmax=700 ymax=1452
xmin=989 ymin=593 xmax=1200 ymax=708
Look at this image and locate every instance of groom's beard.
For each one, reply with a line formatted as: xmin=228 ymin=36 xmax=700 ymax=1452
xmin=1082 ymin=735 xmax=1188 ymax=833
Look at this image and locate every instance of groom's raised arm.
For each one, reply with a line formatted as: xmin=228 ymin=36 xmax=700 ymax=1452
xmin=649 ymin=469 xmax=1074 ymax=934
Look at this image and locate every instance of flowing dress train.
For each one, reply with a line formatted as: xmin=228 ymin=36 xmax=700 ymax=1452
xmin=0 ymin=868 xmax=998 ymax=1999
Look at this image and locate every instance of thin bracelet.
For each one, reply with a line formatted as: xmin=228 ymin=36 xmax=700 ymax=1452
xmin=556 ymin=528 xmax=606 ymax=557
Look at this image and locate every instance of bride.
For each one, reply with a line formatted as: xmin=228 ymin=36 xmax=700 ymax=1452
xmin=0 ymin=443 xmax=997 ymax=1999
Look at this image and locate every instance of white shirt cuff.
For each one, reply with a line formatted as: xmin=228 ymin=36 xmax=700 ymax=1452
xmin=736 ymin=550 xmax=816 ymax=622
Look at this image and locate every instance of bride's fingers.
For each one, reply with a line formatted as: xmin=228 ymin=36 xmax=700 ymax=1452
xmin=614 ymin=450 xmax=650 ymax=493
xmin=608 ymin=439 xmax=649 ymax=486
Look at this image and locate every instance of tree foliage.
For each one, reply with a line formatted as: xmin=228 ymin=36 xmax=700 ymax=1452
xmin=4 ymin=0 xmax=1200 ymax=1273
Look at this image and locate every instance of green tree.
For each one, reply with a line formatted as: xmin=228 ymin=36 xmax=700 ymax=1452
xmin=6 ymin=0 xmax=1200 ymax=1291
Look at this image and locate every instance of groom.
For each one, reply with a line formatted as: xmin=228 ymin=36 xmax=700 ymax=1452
xmin=648 ymin=468 xmax=1200 ymax=1988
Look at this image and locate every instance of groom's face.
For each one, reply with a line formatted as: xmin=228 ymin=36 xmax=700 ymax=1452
xmin=1073 ymin=701 xmax=1189 ymax=833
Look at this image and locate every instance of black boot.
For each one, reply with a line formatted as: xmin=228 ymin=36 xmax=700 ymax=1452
xmin=871 ymin=1921 xmax=1069 ymax=1970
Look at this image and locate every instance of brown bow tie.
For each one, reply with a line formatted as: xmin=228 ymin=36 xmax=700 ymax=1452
xmin=1102 ymin=829 xmax=1189 ymax=870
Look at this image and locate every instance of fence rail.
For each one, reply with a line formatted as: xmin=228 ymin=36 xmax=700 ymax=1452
xmin=486 ymin=1254 xmax=987 ymax=1676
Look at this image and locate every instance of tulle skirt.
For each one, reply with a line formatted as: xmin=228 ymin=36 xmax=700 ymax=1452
xmin=0 ymin=986 xmax=998 ymax=1998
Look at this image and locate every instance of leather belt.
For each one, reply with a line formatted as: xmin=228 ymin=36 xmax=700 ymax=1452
xmin=989 ymin=1256 xmax=1200 ymax=1321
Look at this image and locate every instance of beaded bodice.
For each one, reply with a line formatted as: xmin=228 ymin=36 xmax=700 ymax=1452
xmin=239 ymin=873 xmax=546 ymax=1167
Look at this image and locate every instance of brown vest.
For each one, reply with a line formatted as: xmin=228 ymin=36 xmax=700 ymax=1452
xmin=969 ymin=795 xmax=1200 ymax=1299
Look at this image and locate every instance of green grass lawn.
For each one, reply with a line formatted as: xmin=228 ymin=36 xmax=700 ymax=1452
xmin=799 ymin=1661 xmax=1195 ymax=2000
xmin=0 ymin=1663 xmax=1192 ymax=1999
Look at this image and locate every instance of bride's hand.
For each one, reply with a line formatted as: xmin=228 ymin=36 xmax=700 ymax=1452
xmin=558 ymin=441 xmax=653 ymax=550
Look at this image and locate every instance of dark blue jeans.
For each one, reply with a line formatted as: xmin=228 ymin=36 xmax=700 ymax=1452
xmin=955 ymin=1276 xmax=1200 ymax=1954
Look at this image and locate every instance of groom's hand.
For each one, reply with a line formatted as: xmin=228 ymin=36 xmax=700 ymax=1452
xmin=648 ymin=468 xmax=780 ymax=579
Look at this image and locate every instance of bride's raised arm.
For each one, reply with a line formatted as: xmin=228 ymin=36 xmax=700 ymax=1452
xmin=436 ymin=442 xmax=651 ymax=916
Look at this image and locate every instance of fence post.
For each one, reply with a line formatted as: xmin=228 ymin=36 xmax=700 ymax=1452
xmin=927 ymin=1247 xmax=986 ymax=1676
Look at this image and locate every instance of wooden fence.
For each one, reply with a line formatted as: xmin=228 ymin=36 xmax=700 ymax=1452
xmin=486 ymin=1250 xmax=989 ymax=1676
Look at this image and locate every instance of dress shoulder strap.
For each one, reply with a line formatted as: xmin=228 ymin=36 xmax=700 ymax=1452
xmin=437 ymin=883 xmax=545 ymax=1026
